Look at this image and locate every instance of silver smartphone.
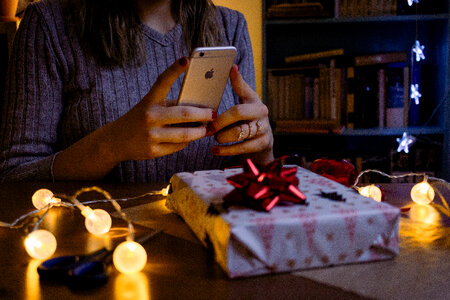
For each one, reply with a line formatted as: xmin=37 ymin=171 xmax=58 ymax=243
xmin=177 ymin=46 xmax=237 ymax=111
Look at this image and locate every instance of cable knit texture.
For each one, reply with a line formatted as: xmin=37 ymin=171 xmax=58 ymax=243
xmin=0 ymin=0 xmax=255 ymax=183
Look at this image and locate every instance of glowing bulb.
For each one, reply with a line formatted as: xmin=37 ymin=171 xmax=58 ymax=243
xmin=82 ymin=207 xmax=112 ymax=235
xmin=113 ymin=241 xmax=147 ymax=274
xmin=358 ymin=185 xmax=383 ymax=202
xmin=32 ymin=189 xmax=61 ymax=209
xmin=24 ymin=229 xmax=57 ymax=260
xmin=411 ymin=181 xmax=434 ymax=205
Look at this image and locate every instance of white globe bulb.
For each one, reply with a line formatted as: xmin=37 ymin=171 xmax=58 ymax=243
xmin=411 ymin=181 xmax=435 ymax=205
xmin=358 ymin=185 xmax=383 ymax=202
xmin=24 ymin=229 xmax=57 ymax=260
xmin=113 ymin=241 xmax=147 ymax=274
xmin=32 ymin=189 xmax=59 ymax=209
xmin=84 ymin=209 xmax=112 ymax=235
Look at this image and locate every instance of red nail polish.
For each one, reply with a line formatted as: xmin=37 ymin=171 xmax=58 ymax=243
xmin=212 ymin=110 xmax=217 ymax=120
xmin=179 ymin=56 xmax=188 ymax=66
xmin=236 ymin=65 xmax=240 ymax=72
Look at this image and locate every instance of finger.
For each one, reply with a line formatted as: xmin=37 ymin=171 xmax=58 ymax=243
xmin=152 ymin=142 xmax=190 ymax=157
xmin=211 ymin=134 xmax=272 ymax=156
xmin=148 ymin=125 xmax=208 ymax=144
xmin=210 ymin=103 xmax=268 ymax=133
xmin=230 ymin=64 xmax=260 ymax=104
xmin=142 ymin=56 xmax=189 ymax=106
xmin=215 ymin=120 xmax=264 ymax=144
xmin=147 ymin=105 xmax=215 ymax=126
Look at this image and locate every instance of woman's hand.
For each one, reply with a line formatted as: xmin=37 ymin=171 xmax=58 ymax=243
xmin=209 ymin=65 xmax=274 ymax=165
xmin=53 ymin=57 xmax=216 ymax=180
xmin=106 ymin=57 xmax=216 ymax=162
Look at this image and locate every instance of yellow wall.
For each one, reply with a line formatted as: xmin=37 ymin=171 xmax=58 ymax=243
xmin=213 ymin=0 xmax=262 ymax=98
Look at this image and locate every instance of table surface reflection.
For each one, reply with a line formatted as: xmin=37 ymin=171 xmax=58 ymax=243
xmin=0 ymin=181 xmax=448 ymax=300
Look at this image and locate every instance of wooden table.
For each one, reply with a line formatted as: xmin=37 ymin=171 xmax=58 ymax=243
xmin=0 ymin=181 xmax=448 ymax=300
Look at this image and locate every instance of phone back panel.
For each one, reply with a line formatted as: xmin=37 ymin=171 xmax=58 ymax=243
xmin=177 ymin=47 xmax=236 ymax=110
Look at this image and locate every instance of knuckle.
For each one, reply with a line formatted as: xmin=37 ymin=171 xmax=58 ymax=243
xmin=146 ymin=128 xmax=159 ymax=141
xmin=179 ymin=128 xmax=190 ymax=141
xmin=145 ymin=109 xmax=159 ymax=124
xmin=260 ymin=104 xmax=269 ymax=116
xmin=179 ymin=106 xmax=190 ymax=119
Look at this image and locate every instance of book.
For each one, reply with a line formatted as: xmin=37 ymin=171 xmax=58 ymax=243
xmin=266 ymin=2 xmax=329 ymax=19
xmin=275 ymin=119 xmax=344 ymax=134
xmin=304 ymin=77 xmax=314 ymax=119
xmin=378 ymin=68 xmax=386 ymax=128
xmin=353 ymin=65 xmax=379 ymax=128
xmin=285 ymin=48 xmax=344 ymax=64
xmin=354 ymin=52 xmax=407 ymax=67
xmin=385 ymin=64 xmax=409 ymax=128
xmin=345 ymin=66 xmax=355 ymax=128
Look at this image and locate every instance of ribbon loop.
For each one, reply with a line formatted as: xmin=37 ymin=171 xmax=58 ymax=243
xmin=223 ymin=158 xmax=307 ymax=212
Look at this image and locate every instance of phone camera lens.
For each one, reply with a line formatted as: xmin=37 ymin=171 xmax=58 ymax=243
xmin=200 ymin=52 xmax=205 ymax=57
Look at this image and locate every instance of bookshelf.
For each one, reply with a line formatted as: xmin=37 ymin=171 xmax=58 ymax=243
xmin=262 ymin=0 xmax=449 ymax=180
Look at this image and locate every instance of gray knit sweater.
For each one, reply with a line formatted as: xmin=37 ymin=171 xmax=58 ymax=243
xmin=0 ymin=0 xmax=255 ymax=183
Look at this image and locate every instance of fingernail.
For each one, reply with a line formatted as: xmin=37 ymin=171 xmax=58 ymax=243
xmin=236 ymin=64 xmax=239 ymax=72
xmin=179 ymin=56 xmax=188 ymax=66
xmin=211 ymin=147 xmax=220 ymax=155
xmin=212 ymin=110 xmax=217 ymax=120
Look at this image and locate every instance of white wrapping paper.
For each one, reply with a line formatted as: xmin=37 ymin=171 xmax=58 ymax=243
xmin=166 ymin=166 xmax=400 ymax=278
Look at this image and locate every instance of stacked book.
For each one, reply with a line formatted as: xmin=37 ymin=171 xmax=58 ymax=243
xmin=266 ymin=2 xmax=329 ymax=19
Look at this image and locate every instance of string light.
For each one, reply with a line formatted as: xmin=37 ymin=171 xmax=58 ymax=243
xmin=113 ymin=240 xmax=147 ymax=274
xmin=412 ymin=40 xmax=425 ymax=62
xmin=410 ymin=84 xmax=422 ymax=105
xmin=396 ymin=132 xmax=416 ymax=153
xmin=353 ymin=169 xmax=450 ymax=212
xmin=32 ymin=189 xmax=61 ymax=209
xmin=357 ymin=184 xmax=383 ymax=202
xmin=24 ymin=229 xmax=57 ymax=260
xmin=407 ymin=0 xmax=419 ymax=6
xmin=81 ymin=207 xmax=112 ymax=235
xmin=410 ymin=180 xmax=435 ymax=205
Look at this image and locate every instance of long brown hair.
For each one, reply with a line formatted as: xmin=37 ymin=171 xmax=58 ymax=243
xmin=65 ymin=0 xmax=222 ymax=67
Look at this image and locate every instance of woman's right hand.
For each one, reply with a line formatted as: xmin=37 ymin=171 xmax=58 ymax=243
xmin=106 ymin=56 xmax=216 ymax=162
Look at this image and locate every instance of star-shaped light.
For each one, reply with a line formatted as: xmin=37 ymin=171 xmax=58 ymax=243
xmin=410 ymin=84 xmax=422 ymax=105
xmin=412 ymin=40 xmax=425 ymax=62
xmin=407 ymin=0 xmax=419 ymax=6
xmin=396 ymin=132 xmax=416 ymax=153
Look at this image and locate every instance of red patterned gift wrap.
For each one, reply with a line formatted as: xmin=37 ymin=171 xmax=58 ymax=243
xmin=166 ymin=165 xmax=400 ymax=278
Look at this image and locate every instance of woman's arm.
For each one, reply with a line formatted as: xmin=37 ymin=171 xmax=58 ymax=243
xmin=0 ymin=4 xmax=64 ymax=182
xmin=53 ymin=58 xmax=215 ymax=180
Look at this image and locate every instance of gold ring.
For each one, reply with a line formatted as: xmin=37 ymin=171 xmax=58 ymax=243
xmin=255 ymin=121 xmax=262 ymax=136
xmin=238 ymin=125 xmax=246 ymax=141
xmin=247 ymin=123 xmax=253 ymax=139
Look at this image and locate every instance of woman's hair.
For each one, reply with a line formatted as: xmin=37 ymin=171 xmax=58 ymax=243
xmin=65 ymin=0 xmax=222 ymax=66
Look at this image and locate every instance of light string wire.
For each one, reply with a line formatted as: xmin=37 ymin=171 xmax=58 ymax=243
xmin=353 ymin=169 xmax=450 ymax=215
xmin=0 ymin=185 xmax=169 ymax=231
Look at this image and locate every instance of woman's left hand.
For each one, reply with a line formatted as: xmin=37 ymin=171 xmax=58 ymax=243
xmin=209 ymin=65 xmax=274 ymax=164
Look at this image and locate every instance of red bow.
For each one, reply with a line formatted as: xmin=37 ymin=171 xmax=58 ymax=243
xmin=309 ymin=158 xmax=358 ymax=187
xmin=223 ymin=158 xmax=307 ymax=212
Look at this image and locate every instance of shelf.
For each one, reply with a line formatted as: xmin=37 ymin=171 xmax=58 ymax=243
xmin=265 ymin=14 xmax=450 ymax=25
xmin=263 ymin=0 xmax=449 ymax=179
xmin=273 ymin=126 xmax=445 ymax=136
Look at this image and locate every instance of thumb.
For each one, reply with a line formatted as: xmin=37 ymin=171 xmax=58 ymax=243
xmin=142 ymin=56 xmax=189 ymax=106
xmin=230 ymin=64 xmax=259 ymax=104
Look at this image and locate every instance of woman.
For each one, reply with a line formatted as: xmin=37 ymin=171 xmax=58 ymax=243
xmin=0 ymin=0 xmax=273 ymax=182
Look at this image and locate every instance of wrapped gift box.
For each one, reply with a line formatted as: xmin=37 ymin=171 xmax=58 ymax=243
xmin=166 ymin=166 xmax=400 ymax=278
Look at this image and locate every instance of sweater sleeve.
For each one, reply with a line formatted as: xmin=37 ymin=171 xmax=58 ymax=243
xmin=0 ymin=3 xmax=63 ymax=182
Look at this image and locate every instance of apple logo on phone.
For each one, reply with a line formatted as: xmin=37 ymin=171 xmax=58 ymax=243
xmin=205 ymin=68 xmax=214 ymax=79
